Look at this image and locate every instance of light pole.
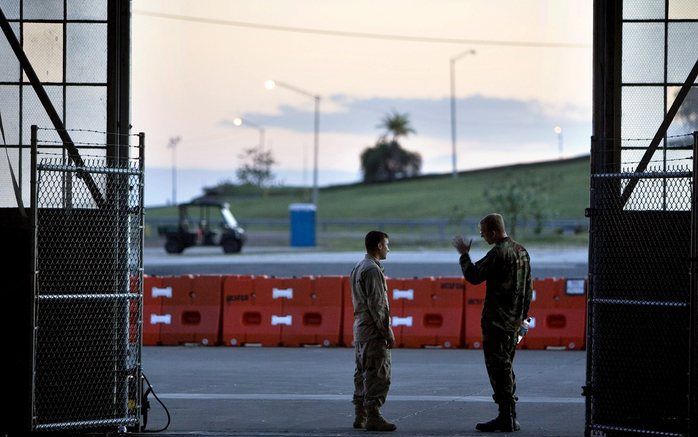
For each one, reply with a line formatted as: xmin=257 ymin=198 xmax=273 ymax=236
xmin=233 ymin=117 xmax=266 ymax=150
xmin=167 ymin=136 xmax=181 ymax=205
xmin=265 ymin=79 xmax=320 ymax=206
xmin=450 ymin=49 xmax=476 ymax=178
xmin=554 ymin=126 xmax=563 ymax=159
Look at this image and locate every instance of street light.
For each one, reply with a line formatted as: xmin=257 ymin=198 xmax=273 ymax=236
xmin=554 ymin=126 xmax=563 ymax=159
xmin=265 ymin=79 xmax=320 ymax=206
xmin=233 ymin=117 xmax=266 ymax=150
xmin=167 ymin=136 xmax=181 ymax=205
xmin=450 ymin=49 xmax=476 ymax=178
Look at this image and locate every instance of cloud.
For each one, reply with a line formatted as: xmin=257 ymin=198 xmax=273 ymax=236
xmin=238 ymin=93 xmax=591 ymax=150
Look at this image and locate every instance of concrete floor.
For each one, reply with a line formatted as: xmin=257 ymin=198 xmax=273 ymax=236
xmin=144 ymin=246 xmax=588 ymax=279
xmin=138 ymin=347 xmax=586 ymax=437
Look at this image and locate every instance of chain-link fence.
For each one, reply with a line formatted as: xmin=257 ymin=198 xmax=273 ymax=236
xmin=30 ymin=126 xmax=144 ymax=431
xmin=586 ymin=133 xmax=696 ymax=436
xmin=589 ymin=0 xmax=698 ymax=433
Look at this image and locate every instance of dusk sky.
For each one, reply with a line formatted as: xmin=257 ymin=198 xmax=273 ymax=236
xmin=132 ymin=1 xmax=593 ymax=205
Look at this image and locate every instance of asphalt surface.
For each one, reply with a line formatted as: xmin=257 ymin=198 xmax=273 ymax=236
xmin=144 ymin=246 xmax=588 ymax=279
xmin=138 ymin=347 xmax=585 ymax=437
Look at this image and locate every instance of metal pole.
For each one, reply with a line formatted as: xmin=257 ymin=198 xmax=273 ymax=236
xmin=172 ymin=145 xmax=176 ymax=205
xmin=690 ymin=131 xmax=698 ymax=436
xmin=450 ymin=59 xmax=457 ymax=178
xmin=136 ymin=132 xmax=145 ymax=431
xmin=266 ymin=81 xmax=319 ymax=205
xmin=584 ymin=135 xmax=596 ymax=437
xmin=260 ymin=128 xmax=266 ymax=151
xmin=167 ymin=137 xmax=180 ymax=205
xmin=448 ymin=50 xmax=475 ymax=178
xmin=30 ymin=124 xmax=39 ymax=430
xmin=312 ymin=96 xmax=320 ymax=206
xmin=558 ymin=131 xmax=564 ymax=159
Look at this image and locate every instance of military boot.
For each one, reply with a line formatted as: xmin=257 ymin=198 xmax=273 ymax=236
xmin=365 ymin=405 xmax=397 ymax=432
xmin=512 ymin=402 xmax=521 ymax=431
xmin=353 ymin=404 xmax=367 ymax=429
xmin=475 ymin=402 xmax=515 ymax=432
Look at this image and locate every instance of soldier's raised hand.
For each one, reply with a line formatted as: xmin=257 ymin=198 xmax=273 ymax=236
xmin=452 ymin=235 xmax=472 ymax=255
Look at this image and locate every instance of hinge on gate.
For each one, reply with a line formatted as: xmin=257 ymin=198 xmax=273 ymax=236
xmin=584 ymin=208 xmax=595 ymax=218
xmin=581 ymin=385 xmax=592 ymax=397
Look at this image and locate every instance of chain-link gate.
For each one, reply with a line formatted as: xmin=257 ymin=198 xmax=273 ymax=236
xmin=29 ymin=125 xmax=144 ymax=431
xmin=586 ymin=133 xmax=697 ymax=436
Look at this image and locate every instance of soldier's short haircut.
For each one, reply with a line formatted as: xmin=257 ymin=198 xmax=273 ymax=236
xmin=480 ymin=213 xmax=506 ymax=233
xmin=365 ymin=230 xmax=389 ymax=252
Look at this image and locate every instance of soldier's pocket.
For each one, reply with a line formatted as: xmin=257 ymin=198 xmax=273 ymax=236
xmin=375 ymin=355 xmax=391 ymax=381
xmin=367 ymin=345 xmax=391 ymax=380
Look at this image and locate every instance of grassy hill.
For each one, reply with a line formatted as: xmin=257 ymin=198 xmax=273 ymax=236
xmin=147 ymin=155 xmax=589 ymax=221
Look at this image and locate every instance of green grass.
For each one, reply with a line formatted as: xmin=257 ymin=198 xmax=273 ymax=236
xmin=147 ymin=156 xmax=590 ymax=221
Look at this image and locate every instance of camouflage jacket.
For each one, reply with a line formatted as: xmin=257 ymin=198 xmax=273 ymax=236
xmin=459 ymin=237 xmax=533 ymax=333
xmin=350 ymin=255 xmax=393 ymax=343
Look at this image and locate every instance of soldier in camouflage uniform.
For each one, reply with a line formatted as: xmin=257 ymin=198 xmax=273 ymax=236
xmin=350 ymin=230 xmax=397 ymax=432
xmin=453 ymin=213 xmax=532 ymax=432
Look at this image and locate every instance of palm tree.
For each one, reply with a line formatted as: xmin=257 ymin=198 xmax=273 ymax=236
xmin=377 ymin=110 xmax=416 ymax=143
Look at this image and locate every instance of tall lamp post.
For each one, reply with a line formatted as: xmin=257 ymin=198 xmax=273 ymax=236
xmin=265 ymin=79 xmax=320 ymax=206
xmin=167 ymin=136 xmax=181 ymax=205
xmin=554 ymin=126 xmax=563 ymax=159
xmin=233 ymin=117 xmax=266 ymax=150
xmin=450 ymin=49 xmax=476 ymax=178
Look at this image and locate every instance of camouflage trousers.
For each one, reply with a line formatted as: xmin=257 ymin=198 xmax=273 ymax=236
xmin=353 ymin=339 xmax=391 ymax=407
xmin=482 ymin=327 xmax=518 ymax=405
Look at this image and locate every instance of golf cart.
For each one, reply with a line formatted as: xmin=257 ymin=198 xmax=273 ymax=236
xmin=158 ymin=198 xmax=246 ymax=254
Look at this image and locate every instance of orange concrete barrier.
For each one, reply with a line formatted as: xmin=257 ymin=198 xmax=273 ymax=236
xmin=341 ymin=276 xmax=402 ymax=347
xmin=224 ymin=276 xmax=337 ymax=347
xmin=143 ymin=275 xmax=167 ymax=346
xmin=283 ymin=276 xmax=343 ymax=346
xmin=159 ymin=275 xmax=223 ymax=346
xmin=341 ymin=276 xmax=353 ymax=346
xmin=464 ymin=277 xmax=587 ymax=351
xmin=386 ymin=278 xmax=412 ymax=347
xmin=222 ymin=275 xmax=281 ymax=346
xmin=343 ymin=277 xmax=461 ymax=348
xmin=519 ymin=278 xmax=586 ymax=350
xmin=518 ymin=278 xmax=561 ymax=349
xmin=144 ymin=273 xmax=583 ymax=351
xmin=464 ymin=282 xmax=486 ymax=349
xmin=254 ymin=277 xmax=310 ymax=346
xmin=397 ymin=277 xmax=464 ymax=348
xmin=555 ymin=278 xmax=587 ymax=350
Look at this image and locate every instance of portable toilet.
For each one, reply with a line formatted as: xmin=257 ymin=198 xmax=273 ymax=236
xmin=289 ymin=203 xmax=316 ymax=247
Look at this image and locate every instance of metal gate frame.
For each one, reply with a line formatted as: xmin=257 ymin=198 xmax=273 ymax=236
xmin=585 ymin=138 xmax=695 ymax=436
xmin=29 ymin=125 xmax=145 ymax=432
xmin=688 ymin=132 xmax=698 ymax=436
xmin=590 ymin=1 xmax=698 ymax=434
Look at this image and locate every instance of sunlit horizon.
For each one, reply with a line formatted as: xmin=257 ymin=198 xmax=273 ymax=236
xmin=132 ymin=0 xmax=592 ymax=203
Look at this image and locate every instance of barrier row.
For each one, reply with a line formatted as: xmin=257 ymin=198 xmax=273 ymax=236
xmin=143 ymin=275 xmax=586 ymax=350
xmin=464 ymin=278 xmax=586 ymax=350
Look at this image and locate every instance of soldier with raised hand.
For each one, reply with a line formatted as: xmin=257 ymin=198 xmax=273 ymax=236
xmin=350 ymin=230 xmax=397 ymax=432
xmin=452 ymin=213 xmax=532 ymax=433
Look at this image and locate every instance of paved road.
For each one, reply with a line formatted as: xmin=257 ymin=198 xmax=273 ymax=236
xmin=144 ymin=246 xmax=588 ymax=278
xmin=138 ymin=347 xmax=585 ymax=437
